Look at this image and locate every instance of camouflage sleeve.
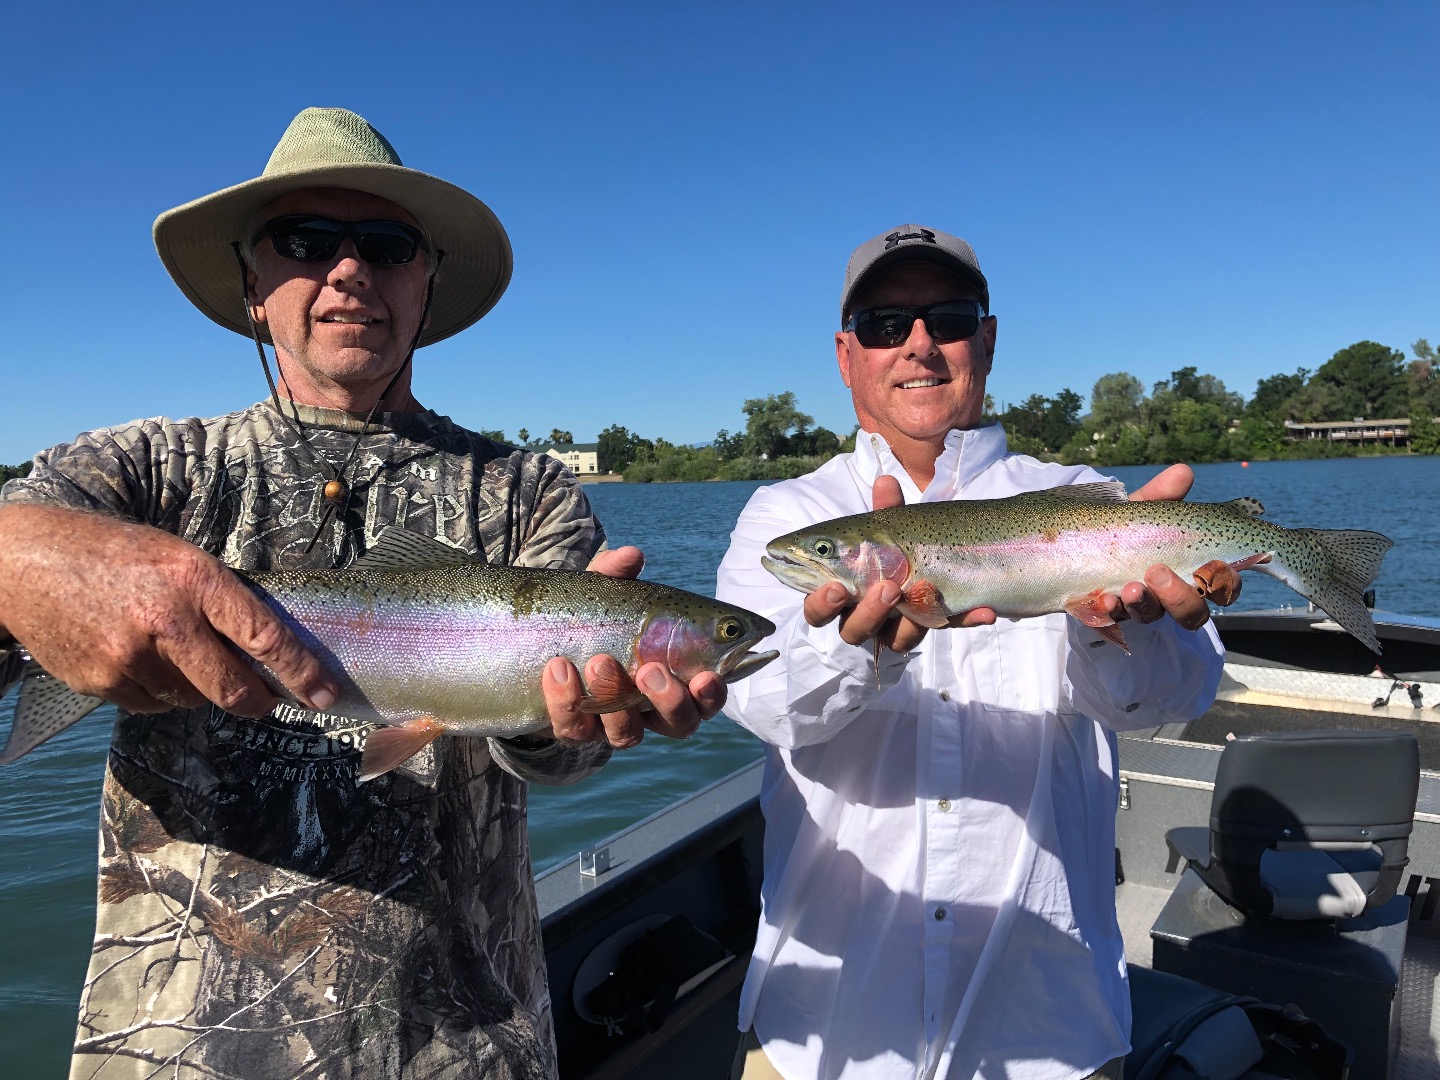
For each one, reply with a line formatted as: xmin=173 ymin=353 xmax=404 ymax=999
xmin=491 ymin=456 xmax=613 ymax=783
xmin=0 ymin=417 xmax=192 ymax=531
xmin=491 ymin=732 xmax=612 ymax=786
xmin=510 ymin=456 xmax=607 ymax=571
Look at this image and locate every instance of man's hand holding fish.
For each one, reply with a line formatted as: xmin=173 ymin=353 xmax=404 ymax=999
xmin=543 ymin=544 xmax=730 ymax=747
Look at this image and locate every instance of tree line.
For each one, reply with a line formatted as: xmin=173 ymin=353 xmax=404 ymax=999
xmin=601 ymin=392 xmax=852 ymax=482
xmin=474 ymin=427 xmax=575 ymax=448
xmin=3 ymin=338 xmax=1434 ymax=483
xmin=996 ymin=337 xmax=1440 ymax=466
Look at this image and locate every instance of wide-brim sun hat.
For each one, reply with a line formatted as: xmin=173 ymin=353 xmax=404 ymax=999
xmin=153 ymin=107 xmax=512 ymax=348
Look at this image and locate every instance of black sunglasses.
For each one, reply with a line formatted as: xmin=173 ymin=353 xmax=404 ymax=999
xmin=260 ymin=215 xmax=430 ymax=267
xmin=844 ymin=299 xmax=987 ymax=349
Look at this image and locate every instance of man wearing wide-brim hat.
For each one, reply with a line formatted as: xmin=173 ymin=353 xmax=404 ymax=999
xmin=0 ymin=107 xmax=723 ymax=1079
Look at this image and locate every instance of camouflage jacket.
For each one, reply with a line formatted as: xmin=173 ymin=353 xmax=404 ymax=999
xmin=0 ymin=400 xmax=610 ymax=1079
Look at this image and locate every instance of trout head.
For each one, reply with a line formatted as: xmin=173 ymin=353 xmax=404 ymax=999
xmin=634 ymin=598 xmax=778 ymax=685
xmin=762 ymin=523 xmax=910 ymax=601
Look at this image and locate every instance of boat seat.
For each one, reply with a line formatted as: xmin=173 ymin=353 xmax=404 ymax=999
xmin=1165 ymin=729 xmax=1418 ymax=919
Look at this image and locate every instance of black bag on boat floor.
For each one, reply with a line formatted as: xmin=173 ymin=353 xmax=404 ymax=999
xmin=1127 ymin=967 xmax=1350 ymax=1080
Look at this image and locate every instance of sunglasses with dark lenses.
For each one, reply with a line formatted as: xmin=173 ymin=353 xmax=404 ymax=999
xmin=261 ymin=216 xmax=430 ymax=266
xmin=844 ymin=299 xmax=986 ymax=349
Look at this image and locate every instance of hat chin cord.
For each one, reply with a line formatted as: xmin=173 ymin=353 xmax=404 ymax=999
xmin=229 ymin=242 xmax=443 ymax=562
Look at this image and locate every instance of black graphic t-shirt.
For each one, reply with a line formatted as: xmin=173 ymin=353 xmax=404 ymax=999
xmin=1 ymin=400 xmax=610 ymax=1079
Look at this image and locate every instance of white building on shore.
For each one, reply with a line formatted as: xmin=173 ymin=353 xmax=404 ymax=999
xmin=541 ymin=442 xmax=601 ymax=474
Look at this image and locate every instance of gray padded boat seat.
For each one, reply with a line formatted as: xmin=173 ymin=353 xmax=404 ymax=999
xmin=1165 ymin=729 xmax=1418 ymax=919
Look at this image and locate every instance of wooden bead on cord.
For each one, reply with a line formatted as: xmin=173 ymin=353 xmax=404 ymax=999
xmin=323 ymin=479 xmax=347 ymax=504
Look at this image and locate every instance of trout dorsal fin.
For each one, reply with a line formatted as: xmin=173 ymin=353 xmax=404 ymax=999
xmin=1221 ymin=497 xmax=1266 ymax=518
xmin=351 ymin=526 xmax=484 ymax=572
xmin=1024 ymin=481 xmax=1129 ymax=503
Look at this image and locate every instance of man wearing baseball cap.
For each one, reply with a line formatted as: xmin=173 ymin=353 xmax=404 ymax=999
xmin=0 ymin=108 xmax=722 ymax=1078
xmin=716 ymin=225 xmax=1236 ymax=1080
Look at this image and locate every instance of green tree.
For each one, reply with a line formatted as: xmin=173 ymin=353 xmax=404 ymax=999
xmin=1089 ymin=373 xmax=1145 ymax=431
xmin=516 ymin=427 xmax=530 ymax=445
xmin=547 ymin=428 xmax=574 ymax=445
xmin=1228 ymin=415 xmax=1286 ymax=459
xmin=1247 ymin=369 xmax=1308 ymax=419
xmin=741 ymin=392 xmax=813 ymax=459
xmin=1094 ymin=426 xmax=1150 ymax=466
xmin=0 ymin=461 xmax=32 ymax=484
xmin=1311 ymin=341 xmax=1408 ymax=419
xmin=712 ymin=429 xmax=743 ymax=459
xmin=1001 ymin=391 xmax=1082 ymax=454
xmin=788 ymin=426 xmax=842 ymax=456
xmin=597 ymin=424 xmax=649 ymax=473
xmin=1410 ymin=409 xmax=1440 ymax=455
xmin=1407 ymin=339 xmax=1440 ymax=415
xmin=1281 ymin=380 xmax=1342 ymax=423
xmin=1164 ymin=399 xmax=1230 ymax=462
xmin=477 ymin=429 xmax=506 ymax=442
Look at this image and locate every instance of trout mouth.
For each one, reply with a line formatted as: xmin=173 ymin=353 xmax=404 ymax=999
xmin=721 ymin=648 xmax=780 ymax=682
xmin=716 ymin=621 xmax=779 ymax=683
xmin=761 ymin=552 xmax=840 ymax=596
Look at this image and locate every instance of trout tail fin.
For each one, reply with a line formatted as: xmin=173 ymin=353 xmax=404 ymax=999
xmin=1262 ymin=528 xmax=1392 ymax=654
xmin=1 ymin=659 xmax=106 ymax=765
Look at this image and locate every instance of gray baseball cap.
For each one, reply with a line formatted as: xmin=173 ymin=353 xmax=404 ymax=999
xmin=840 ymin=224 xmax=989 ymax=326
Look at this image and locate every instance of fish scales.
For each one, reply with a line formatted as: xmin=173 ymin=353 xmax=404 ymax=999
xmin=0 ymin=527 xmax=779 ymax=776
xmin=762 ymin=482 xmax=1392 ymax=652
xmin=254 ymin=565 xmax=696 ymax=735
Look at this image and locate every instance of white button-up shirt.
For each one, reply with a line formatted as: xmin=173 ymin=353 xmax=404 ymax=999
xmin=716 ymin=425 xmax=1224 ymax=1080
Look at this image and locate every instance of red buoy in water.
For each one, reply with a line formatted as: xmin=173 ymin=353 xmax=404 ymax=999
xmin=1241 ymin=461 xmax=1249 ymax=467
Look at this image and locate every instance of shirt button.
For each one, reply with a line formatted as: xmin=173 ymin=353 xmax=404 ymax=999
xmin=937 ymin=799 xmax=951 ymax=812
xmin=935 ymin=907 xmax=947 ymax=921
xmin=939 ymin=690 xmax=951 ymax=702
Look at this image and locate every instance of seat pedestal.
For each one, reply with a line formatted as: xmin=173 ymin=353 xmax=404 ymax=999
xmin=1150 ymin=868 xmax=1409 ymax=1079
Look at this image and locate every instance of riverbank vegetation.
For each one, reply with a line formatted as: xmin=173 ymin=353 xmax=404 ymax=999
xmin=1006 ymin=338 xmax=1440 ymax=467
xmin=602 ymin=336 xmax=1439 ymax=482
xmin=3 ymin=340 xmax=1436 ymax=483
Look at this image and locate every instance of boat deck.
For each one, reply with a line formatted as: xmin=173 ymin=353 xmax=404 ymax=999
xmin=541 ymin=611 xmax=1440 ymax=1079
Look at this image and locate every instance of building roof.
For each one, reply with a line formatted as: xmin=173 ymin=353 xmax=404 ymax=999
xmin=1282 ymin=418 xmax=1410 ymax=430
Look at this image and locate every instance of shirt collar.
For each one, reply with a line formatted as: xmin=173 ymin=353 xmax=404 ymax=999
xmin=852 ymin=424 xmax=1009 ymax=503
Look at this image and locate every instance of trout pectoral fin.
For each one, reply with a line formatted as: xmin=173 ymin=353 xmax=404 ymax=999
xmin=578 ymin=662 xmax=647 ymax=715
xmin=1063 ymin=591 xmax=1130 ymax=653
xmin=578 ymin=688 xmax=647 ymax=714
xmin=900 ymin=580 xmax=949 ymax=629
xmin=358 ymin=717 xmax=447 ymax=782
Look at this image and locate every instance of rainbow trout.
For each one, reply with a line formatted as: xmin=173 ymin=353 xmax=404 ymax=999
xmin=762 ymin=481 xmax=1392 ymax=652
xmin=1 ymin=527 xmax=777 ymax=779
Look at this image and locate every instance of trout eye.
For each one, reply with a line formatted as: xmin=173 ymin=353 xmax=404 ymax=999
xmin=810 ymin=537 xmax=837 ymax=559
xmin=717 ymin=617 xmax=743 ymax=641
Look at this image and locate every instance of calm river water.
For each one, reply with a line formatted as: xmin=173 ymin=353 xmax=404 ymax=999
xmin=4 ymin=455 xmax=1439 ymax=1072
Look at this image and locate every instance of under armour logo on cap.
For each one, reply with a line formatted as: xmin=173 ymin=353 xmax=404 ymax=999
xmin=883 ymin=228 xmax=937 ymax=249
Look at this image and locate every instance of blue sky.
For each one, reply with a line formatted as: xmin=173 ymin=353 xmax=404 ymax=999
xmin=3 ymin=3 xmax=1436 ymax=464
